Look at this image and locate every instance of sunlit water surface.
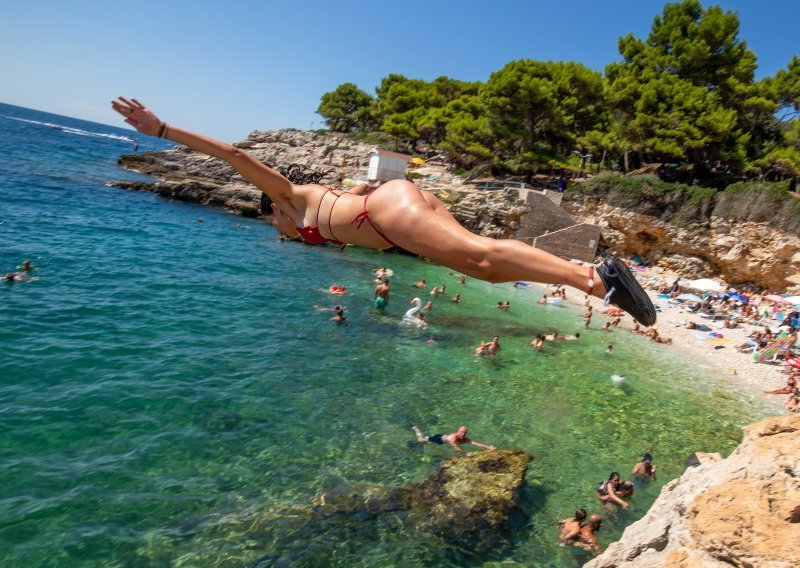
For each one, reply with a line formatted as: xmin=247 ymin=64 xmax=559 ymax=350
xmin=0 ymin=103 xmax=774 ymax=567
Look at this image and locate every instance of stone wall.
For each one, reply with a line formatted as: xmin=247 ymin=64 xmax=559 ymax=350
xmin=516 ymin=191 xmax=577 ymax=243
xmin=534 ymin=223 xmax=601 ymax=264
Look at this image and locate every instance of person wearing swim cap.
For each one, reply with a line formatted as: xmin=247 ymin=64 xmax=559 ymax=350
xmin=410 ymin=424 xmax=495 ymax=454
xmin=631 ymin=452 xmax=657 ymax=479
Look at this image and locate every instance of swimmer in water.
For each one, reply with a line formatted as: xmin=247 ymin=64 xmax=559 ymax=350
xmin=631 ymin=452 xmax=656 ymax=480
xmin=558 ymin=508 xmax=587 ymax=544
xmin=331 ymin=306 xmax=346 ymax=323
xmin=606 ymin=344 xmax=614 ymax=355
xmin=485 ymin=335 xmax=501 ymax=357
xmin=410 ymin=424 xmax=495 ymax=454
xmin=412 ymin=279 xmax=426 ymax=289
xmin=452 ymin=293 xmax=462 ymax=303
xmin=374 ymin=278 xmax=390 ymax=311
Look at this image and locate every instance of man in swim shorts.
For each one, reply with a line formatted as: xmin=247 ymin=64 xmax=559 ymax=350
xmin=410 ymin=425 xmax=495 ymax=454
xmin=374 ymin=278 xmax=389 ymax=310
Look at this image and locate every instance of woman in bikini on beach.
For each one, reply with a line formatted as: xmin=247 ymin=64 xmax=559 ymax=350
xmin=111 ymin=97 xmax=656 ymax=326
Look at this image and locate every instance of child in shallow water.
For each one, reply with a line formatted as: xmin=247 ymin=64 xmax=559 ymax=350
xmin=112 ymin=97 xmax=656 ymax=326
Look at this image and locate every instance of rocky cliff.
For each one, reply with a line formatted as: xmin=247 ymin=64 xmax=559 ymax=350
xmin=586 ymin=415 xmax=800 ymax=568
xmin=565 ymin=196 xmax=800 ymax=292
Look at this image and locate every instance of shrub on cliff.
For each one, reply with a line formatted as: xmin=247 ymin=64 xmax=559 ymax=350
xmin=564 ymin=173 xmax=715 ymax=227
xmin=566 ymin=173 xmax=800 ymax=233
xmin=714 ymin=181 xmax=800 ymax=232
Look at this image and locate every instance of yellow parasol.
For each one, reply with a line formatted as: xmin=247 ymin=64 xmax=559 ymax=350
xmin=410 ymin=157 xmax=425 ymax=166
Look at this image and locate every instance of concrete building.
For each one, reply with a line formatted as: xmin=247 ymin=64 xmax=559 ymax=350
xmin=367 ymin=149 xmax=411 ymax=183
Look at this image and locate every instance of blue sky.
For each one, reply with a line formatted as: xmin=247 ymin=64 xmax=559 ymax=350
xmin=1 ymin=0 xmax=796 ymax=141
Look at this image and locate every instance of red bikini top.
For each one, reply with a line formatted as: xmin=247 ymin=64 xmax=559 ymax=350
xmin=296 ymin=225 xmax=341 ymax=245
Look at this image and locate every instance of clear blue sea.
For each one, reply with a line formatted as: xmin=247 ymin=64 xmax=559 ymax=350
xmin=0 ymin=102 xmax=775 ymax=567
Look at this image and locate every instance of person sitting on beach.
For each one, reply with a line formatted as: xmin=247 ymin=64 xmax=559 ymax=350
xmin=784 ymin=386 xmax=800 ymax=413
xmin=646 ymin=328 xmax=672 ymax=344
xmin=485 ymin=336 xmax=502 ymax=357
xmin=597 ymin=472 xmax=633 ymax=509
xmin=112 ymin=98 xmax=656 ymax=326
xmin=764 ymin=375 xmax=797 ymax=395
xmin=374 ymin=278 xmax=390 ymax=311
xmin=411 ymin=424 xmax=495 ymax=454
xmin=413 ymin=279 xmax=427 ymax=289
xmin=631 ymin=452 xmax=657 ymax=480
xmin=575 ymin=514 xmax=604 ymax=554
xmin=452 ymin=293 xmax=462 ymax=304
xmin=558 ymin=508 xmax=587 ymax=544
xmin=610 ymin=316 xmax=622 ymax=328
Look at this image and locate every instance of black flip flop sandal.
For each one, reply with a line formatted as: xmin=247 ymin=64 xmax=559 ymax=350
xmin=596 ymin=257 xmax=657 ymax=326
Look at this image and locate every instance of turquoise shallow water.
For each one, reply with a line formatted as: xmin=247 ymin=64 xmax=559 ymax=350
xmin=0 ymin=103 xmax=775 ymax=567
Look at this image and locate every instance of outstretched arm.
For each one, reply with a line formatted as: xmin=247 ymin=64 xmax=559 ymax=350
xmin=111 ymin=97 xmax=295 ymax=208
xmin=466 ymin=439 xmax=496 ymax=450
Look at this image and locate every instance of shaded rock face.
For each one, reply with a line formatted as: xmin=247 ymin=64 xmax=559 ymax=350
xmin=586 ymin=415 xmax=800 ymax=568
xmin=566 ymin=198 xmax=800 ymax=292
xmin=312 ymin=449 xmax=532 ymax=552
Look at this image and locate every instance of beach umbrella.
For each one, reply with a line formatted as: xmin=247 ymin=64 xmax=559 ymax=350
xmin=676 ymin=293 xmax=702 ymax=302
xmin=726 ymin=292 xmax=749 ymax=304
xmin=764 ymin=294 xmax=791 ymax=304
xmin=686 ymin=278 xmax=723 ymax=292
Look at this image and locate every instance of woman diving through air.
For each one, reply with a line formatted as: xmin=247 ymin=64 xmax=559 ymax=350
xmin=111 ymin=97 xmax=656 ymax=326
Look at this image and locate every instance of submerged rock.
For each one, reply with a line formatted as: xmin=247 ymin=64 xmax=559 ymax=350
xmin=586 ymin=415 xmax=800 ymax=567
xmin=312 ymin=449 xmax=532 ymax=551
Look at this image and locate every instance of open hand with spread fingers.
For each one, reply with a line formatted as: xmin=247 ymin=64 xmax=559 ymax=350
xmin=111 ymin=97 xmax=164 ymax=137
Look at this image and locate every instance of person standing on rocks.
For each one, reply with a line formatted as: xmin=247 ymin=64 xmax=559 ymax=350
xmin=111 ymin=97 xmax=656 ymax=328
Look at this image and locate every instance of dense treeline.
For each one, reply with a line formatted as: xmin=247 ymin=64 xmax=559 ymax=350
xmin=316 ymin=1 xmax=799 ymax=186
